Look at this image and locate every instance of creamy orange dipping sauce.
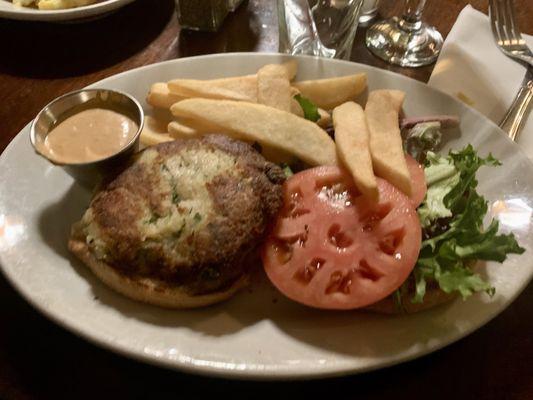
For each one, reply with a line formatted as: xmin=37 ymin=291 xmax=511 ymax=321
xmin=38 ymin=108 xmax=138 ymax=164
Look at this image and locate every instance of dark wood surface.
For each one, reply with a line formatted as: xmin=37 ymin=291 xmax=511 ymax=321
xmin=0 ymin=0 xmax=532 ymax=398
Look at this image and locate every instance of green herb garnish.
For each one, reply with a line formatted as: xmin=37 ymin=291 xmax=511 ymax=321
xmin=173 ymin=223 xmax=185 ymax=239
xmin=280 ymin=163 xmax=294 ymax=178
xmin=172 ymin=190 xmax=181 ymax=205
xmin=294 ymin=94 xmax=320 ymax=122
xmin=147 ymin=215 xmax=159 ymax=224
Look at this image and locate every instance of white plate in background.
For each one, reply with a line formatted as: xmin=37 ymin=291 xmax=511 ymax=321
xmin=0 ymin=0 xmax=136 ymax=21
xmin=0 ymin=53 xmax=532 ymax=379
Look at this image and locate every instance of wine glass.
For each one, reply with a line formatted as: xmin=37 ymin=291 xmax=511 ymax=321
xmin=365 ymin=0 xmax=443 ymax=67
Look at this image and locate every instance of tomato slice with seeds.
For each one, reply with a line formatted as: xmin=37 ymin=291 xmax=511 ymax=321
xmin=261 ymin=166 xmax=422 ymax=310
xmin=406 ymin=154 xmax=427 ymax=207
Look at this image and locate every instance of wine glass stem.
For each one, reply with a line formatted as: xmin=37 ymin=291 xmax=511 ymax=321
xmin=399 ymin=0 xmax=427 ymax=32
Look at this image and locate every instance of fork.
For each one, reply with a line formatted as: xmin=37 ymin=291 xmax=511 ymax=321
xmin=489 ymin=0 xmax=533 ymax=66
xmin=489 ymin=0 xmax=533 ymax=141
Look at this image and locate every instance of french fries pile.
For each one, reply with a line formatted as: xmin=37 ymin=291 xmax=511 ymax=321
xmin=332 ymin=90 xmax=411 ymax=200
xmin=143 ymin=60 xmax=365 ymax=167
xmin=143 ymin=60 xmax=411 ymax=201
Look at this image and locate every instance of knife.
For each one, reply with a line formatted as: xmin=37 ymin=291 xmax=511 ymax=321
xmin=499 ymin=65 xmax=533 ymax=141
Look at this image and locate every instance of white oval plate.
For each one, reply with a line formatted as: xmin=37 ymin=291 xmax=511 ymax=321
xmin=0 ymin=0 xmax=136 ymax=22
xmin=1 ymin=53 xmax=532 ymax=380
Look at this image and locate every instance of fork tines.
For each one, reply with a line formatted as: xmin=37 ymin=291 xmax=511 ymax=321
xmin=489 ymin=0 xmax=526 ymax=51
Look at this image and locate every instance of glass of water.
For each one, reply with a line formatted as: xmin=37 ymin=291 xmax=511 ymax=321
xmin=278 ymin=0 xmax=364 ymax=60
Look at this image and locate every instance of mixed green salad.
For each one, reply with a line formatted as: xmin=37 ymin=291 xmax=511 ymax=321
xmin=401 ymin=120 xmax=525 ymax=306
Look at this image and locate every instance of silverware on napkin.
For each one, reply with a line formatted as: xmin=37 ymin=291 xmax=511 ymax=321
xmin=489 ymin=0 xmax=533 ymax=141
xmin=499 ymin=66 xmax=533 ymax=141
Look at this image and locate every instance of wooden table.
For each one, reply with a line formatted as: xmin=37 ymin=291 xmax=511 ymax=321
xmin=0 ymin=0 xmax=531 ymax=398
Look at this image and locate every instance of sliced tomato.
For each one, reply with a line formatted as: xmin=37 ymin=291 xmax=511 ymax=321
xmin=406 ymin=154 xmax=427 ymax=207
xmin=261 ymin=166 xmax=422 ymax=310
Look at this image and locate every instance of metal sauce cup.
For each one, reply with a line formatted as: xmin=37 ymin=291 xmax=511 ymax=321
xmin=30 ymin=89 xmax=144 ymax=189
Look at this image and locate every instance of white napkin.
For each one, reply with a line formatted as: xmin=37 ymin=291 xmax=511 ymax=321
xmin=428 ymin=5 xmax=533 ymax=160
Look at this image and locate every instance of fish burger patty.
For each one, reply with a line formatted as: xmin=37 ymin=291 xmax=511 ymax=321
xmin=69 ymin=135 xmax=285 ymax=308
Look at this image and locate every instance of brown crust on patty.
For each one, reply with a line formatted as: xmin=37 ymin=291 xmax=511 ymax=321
xmin=70 ymin=134 xmax=285 ymax=307
xmin=91 ymin=136 xmax=284 ymax=268
xmin=68 ymin=235 xmax=250 ymax=309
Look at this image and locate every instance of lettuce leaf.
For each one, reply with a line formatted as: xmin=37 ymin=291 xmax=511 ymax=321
xmin=444 ymin=145 xmax=500 ymax=212
xmin=280 ymin=163 xmax=294 ymax=178
xmin=412 ymin=146 xmax=525 ymax=303
xmin=436 ymin=267 xmax=494 ymax=298
xmin=294 ymin=94 xmax=320 ymax=122
xmin=417 ymin=152 xmax=459 ymax=227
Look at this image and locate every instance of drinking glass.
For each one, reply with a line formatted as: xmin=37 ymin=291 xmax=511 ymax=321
xmin=176 ymin=0 xmax=229 ymax=32
xmin=365 ymin=0 xmax=443 ymax=67
xmin=278 ymin=0 xmax=364 ymax=60
xmin=359 ymin=0 xmax=380 ymax=25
